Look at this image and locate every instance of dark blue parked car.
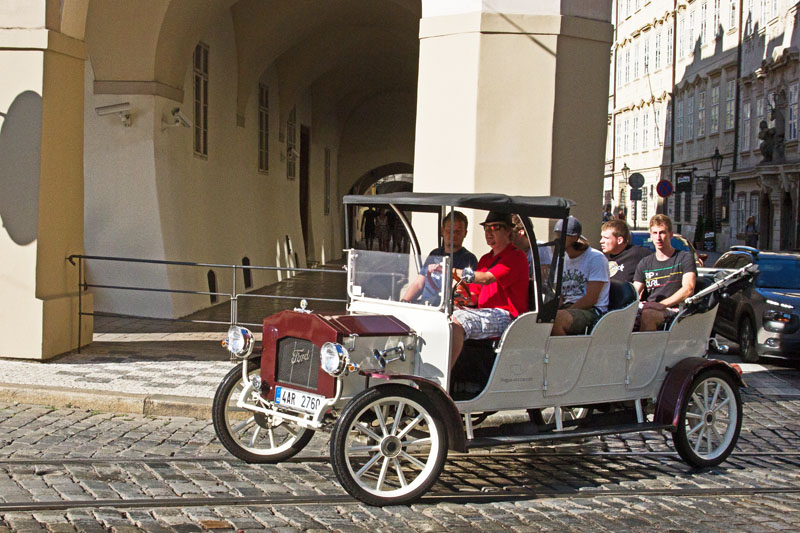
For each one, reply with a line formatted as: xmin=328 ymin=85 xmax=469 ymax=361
xmin=709 ymin=247 xmax=800 ymax=362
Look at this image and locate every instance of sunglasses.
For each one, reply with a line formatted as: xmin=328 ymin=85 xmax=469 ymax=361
xmin=483 ymin=223 xmax=507 ymax=232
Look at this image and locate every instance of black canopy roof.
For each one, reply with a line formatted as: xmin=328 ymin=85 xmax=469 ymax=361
xmin=343 ymin=192 xmax=574 ymax=220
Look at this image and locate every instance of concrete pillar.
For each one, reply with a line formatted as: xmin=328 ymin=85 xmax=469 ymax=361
xmin=414 ymin=0 xmax=613 ymax=246
xmin=0 ymin=11 xmax=91 ymax=359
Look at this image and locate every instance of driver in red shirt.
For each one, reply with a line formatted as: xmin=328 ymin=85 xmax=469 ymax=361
xmin=451 ymin=211 xmax=529 ymax=367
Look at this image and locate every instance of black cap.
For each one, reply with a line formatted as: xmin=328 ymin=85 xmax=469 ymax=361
xmin=480 ymin=211 xmax=513 ymax=227
xmin=553 ymin=216 xmax=582 ymax=236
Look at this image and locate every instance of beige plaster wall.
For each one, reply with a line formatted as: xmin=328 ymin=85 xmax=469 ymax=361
xmin=414 ymin=8 xmax=612 ymax=253
xmin=0 ymin=21 xmax=88 ymax=358
xmin=0 ymin=49 xmax=44 ymax=358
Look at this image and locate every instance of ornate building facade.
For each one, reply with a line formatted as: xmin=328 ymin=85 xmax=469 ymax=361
xmin=607 ymin=0 xmax=799 ymax=253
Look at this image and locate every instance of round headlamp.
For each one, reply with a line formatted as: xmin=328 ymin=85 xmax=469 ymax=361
xmin=320 ymin=342 xmax=348 ymax=376
xmin=222 ymin=325 xmax=254 ymax=358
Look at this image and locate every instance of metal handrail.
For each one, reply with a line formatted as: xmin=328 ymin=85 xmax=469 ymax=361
xmin=67 ymin=254 xmax=347 ymax=349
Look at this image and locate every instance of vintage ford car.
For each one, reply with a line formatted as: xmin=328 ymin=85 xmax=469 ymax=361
xmin=212 ymin=192 xmax=756 ymax=506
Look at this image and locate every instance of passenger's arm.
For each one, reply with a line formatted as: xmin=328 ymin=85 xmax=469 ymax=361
xmin=563 ymin=281 xmax=605 ymax=310
xmin=633 ymin=280 xmax=645 ymax=299
xmin=658 ymin=272 xmax=696 ymax=307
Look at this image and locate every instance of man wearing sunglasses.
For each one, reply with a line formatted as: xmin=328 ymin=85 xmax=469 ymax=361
xmin=450 ymin=211 xmax=529 ymax=365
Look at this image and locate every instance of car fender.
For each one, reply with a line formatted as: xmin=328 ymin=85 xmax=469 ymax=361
xmin=654 ymin=357 xmax=746 ymax=428
xmin=735 ymin=303 xmax=757 ymax=330
xmin=359 ymin=370 xmax=467 ymax=452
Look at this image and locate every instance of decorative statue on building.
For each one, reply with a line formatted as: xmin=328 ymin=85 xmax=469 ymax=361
xmin=759 ymin=120 xmax=776 ymax=163
xmin=760 ymin=91 xmax=787 ymax=164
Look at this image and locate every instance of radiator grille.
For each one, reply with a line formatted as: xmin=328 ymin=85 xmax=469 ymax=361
xmin=275 ymin=337 xmax=319 ymax=390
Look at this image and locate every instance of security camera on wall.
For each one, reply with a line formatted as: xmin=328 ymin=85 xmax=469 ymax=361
xmin=161 ymin=106 xmax=192 ymax=131
xmin=95 ymin=102 xmax=132 ymax=127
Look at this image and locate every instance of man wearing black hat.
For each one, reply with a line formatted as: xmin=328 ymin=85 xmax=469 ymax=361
xmin=450 ymin=211 xmax=529 ymax=366
xmin=551 ymin=216 xmax=610 ymax=336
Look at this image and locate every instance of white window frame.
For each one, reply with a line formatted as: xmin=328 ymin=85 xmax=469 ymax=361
xmin=643 ymin=111 xmax=650 ymax=149
xmin=633 ymin=115 xmax=639 ymax=152
xmin=633 ymin=42 xmax=640 ymax=79
xmin=258 ymin=84 xmax=269 ymax=172
xmin=789 ymin=84 xmax=798 ymax=141
xmin=742 ymin=100 xmax=751 ymax=150
xmin=729 ymin=0 xmax=737 ymax=29
xmin=655 ymin=31 xmax=662 ymax=70
xmin=286 ymin=106 xmax=297 ymax=179
xmin=667 ymin=26 xmax=674 ymax=63
xmin=687 ymin=95 xmax=694 ymax=139
xmin=711 ymin=85 xmax=720 ymax=133
xmin=697 ymin=90 xmax=706 ymax=136
xmin=193 ymin=42 xmax=209 ymax=158
xmin=725 ymin=79 xmax=736 ymax=130
xmin=676 ymin=99 xmax=684 ymax=142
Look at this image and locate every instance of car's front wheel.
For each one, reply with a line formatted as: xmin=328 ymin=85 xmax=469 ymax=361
xmin=330 ymin=384 xmax=448 ymax=506
xmin=673 ymin=368 xmax=742 ymax=468
xmin=738 ymin=316 xmax=760 ymax=363
xmin=212 ymin=359 xmax=314 ymax=463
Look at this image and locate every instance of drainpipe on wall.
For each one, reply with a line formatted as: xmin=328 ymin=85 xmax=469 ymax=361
xmin=733 ymin=0 xmax=744 ymax=173
xmin=669 ymin=1 xmax=678 ymax=221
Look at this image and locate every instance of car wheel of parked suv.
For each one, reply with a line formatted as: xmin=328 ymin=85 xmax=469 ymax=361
xmin=738 ymin=316 xmax=759 ymax=363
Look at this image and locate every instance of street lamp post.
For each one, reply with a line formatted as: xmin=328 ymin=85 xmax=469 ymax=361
xmin=621 ymin=162 xmax=630 ymax=224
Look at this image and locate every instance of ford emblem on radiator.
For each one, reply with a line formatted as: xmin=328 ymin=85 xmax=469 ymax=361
xmin=291 ymin=348 xmax=311 ymax=365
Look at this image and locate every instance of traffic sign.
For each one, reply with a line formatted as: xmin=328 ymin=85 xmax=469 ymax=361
xmin=656 ymin=179 xmax=673 ymax=198
xmin=630 ymin=188 xmax=643 ymax=201
xmin=628 ymin=172 xmax=645 ymax=189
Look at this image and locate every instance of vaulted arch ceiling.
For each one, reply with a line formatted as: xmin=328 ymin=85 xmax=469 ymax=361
xmin=231 ymin=0 xmax=419 ymax=121
xmin=274 ymin=24 xmax=418 ymax=126
xmin=85 ymin=0 xmax=420 ymax=111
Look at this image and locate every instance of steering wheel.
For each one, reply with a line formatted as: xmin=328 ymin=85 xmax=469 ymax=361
xmin=450 ymin=269 xmax=471 ymax=307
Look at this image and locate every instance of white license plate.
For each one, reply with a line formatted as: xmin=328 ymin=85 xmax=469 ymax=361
xmin=274 ymin=386 xmax=325 ymax=413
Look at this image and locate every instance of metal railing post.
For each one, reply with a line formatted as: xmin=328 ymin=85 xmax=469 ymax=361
xmin=77 ymin=256 xmax=83 ymax=354
xmin=231 ymin=266 xmax=237 ymax=325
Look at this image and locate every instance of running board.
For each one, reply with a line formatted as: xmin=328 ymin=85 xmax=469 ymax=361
xmin=466 ymin=422 xmax=674 ymax=449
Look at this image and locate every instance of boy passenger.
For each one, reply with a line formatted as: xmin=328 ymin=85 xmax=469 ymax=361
xmin=633 ymin=215 xmax=697 ymax=331
xmin=600 ymin=219 xmax=651 ymax=283
xmin=551 ymin=216 xmax=610 ymax=336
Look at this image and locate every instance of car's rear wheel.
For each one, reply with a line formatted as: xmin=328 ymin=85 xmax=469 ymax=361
xmin=212 ymin=359 xmax=314 ymax=463
xmin=673 ymin=369 xmax=742 ymax=468
xmin=738 ymin=316 xmax=760 ymax=363
xmin=331 ymin=384 xmax=448 ymax=506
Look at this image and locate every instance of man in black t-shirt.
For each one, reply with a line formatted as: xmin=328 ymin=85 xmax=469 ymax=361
xmin=633 ymin=215 xmax=697 ymax=331
xmin=600 ymin=219 xmax=651 ymax=283
xmin=401 ymin=211 xmax=478 ymax=305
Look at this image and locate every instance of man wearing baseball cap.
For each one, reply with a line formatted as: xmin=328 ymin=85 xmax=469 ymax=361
xmin=451 ymin=210 xmax=529 ymax=366
xmin=551 ymin=216 xmax=610 ymax=336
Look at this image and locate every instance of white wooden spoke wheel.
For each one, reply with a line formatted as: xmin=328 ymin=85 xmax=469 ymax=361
xmin=673 ymin=369 xmax=742 ymax=468
xmin=212 ymin=359 xmax=313 ymax=463
xmin=331 ymin=385 xmax=448 ymax=506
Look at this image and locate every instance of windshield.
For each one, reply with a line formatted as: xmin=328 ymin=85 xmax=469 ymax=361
xmin=755 ymin=258 xmax=800 ymax=289
xmin=348 ymin=250 xmax=450 ymax=308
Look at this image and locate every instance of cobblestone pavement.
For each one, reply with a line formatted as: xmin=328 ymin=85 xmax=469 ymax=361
xmin=1 ymin=369 xmax=800 ymax=532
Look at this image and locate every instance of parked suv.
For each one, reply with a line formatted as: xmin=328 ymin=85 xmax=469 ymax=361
xmin=710 ymin=246 xmax=800 ymax=362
